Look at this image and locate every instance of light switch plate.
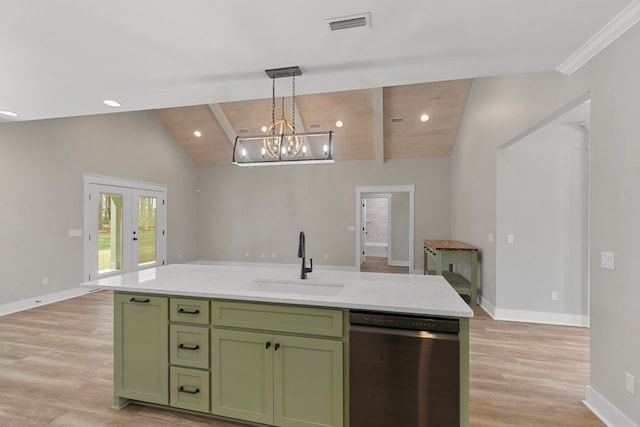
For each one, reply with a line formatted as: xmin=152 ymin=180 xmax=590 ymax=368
xmin=625 ymin=372 xmax=635 ymax=395
xmin=601 ymin=251 xmax=615 ymax=269
xmin=68 ymin=229 xmax=82 ymax=237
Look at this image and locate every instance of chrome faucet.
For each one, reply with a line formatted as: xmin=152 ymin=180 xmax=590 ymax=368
xmin=298 ymin=231 xmax=313 ymax=279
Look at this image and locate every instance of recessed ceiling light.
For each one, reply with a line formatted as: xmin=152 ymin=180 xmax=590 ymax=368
xmin=103 ymin=99 xmax=121 ymax=108
xmin=335 ymin=120 xmax=344 ymax=128
xmin=261 ymin=126 xmax=268 ymax=133
xmin=194 ymin=130 xmax=202 ymax=137
xmin=0 ymin=110 xmax=19 ymax=117
xmin=420 ymin=114 xmax=430 ymax=122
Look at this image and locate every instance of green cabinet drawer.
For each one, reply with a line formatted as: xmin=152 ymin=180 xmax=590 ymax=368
xmin=170 ymin=297 xmax=209 ymax=325
xmin=170 ymin=324 xmax=210 ymax=369
xmin=170 ymin=366 xmax=210 ymax=413
xmin=212 ymin=301 xmax=343 ymax=337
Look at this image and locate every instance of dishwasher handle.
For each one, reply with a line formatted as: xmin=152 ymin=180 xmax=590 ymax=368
xmin=350 ymin=324 xmax=459 ymax=341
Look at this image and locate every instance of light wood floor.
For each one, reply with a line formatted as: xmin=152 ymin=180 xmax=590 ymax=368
xmin=0 ymin=291 xmax=603 ymax=426
xmin=360 ymin=256 xmax=410 ymax=274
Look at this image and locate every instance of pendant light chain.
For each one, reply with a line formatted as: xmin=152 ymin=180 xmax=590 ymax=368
xmin=292 ymin=74 xmax=296 ymax=134
xmin=271 ymin=77 xmax=276 ymax=136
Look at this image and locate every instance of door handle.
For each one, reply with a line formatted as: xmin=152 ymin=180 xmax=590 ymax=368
xmin=132 ymin=237 xmax=138 ymax=241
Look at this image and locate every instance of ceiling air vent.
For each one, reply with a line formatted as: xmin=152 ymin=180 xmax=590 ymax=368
xmin=309 ymin=123 xmax=322 ymax=129
xmin=325 ymin=12 xmax=371 ymax=32
xmin=238 ymin=129 xmax=249 ymax=134
xmin=390 ymin=117 xmax=405 ymax=125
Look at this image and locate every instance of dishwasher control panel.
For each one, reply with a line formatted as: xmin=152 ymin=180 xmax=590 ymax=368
xmin=350 ymin=311 xmax=459 ymax=334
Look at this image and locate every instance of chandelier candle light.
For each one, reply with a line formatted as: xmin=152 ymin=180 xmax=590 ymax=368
xmin=232 ymin=66 xmax=334 ymax=166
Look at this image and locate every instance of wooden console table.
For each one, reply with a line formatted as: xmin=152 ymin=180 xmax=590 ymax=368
xmin=424 ymin=240 xmax=478 ymax=305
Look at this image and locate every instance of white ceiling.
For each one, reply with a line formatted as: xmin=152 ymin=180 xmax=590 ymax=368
xmin=0 ymin=0 xmax=633 ymax=122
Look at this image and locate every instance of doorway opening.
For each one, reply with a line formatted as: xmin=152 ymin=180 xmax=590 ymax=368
xmin=356 ymin=185 xmax=415 ymax=273
xmin=496 ymin=92 xmax=590 ymax=326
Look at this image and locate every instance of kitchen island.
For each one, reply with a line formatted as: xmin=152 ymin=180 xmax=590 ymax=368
xmin=81 ymin=263 xmax=473 ymax=427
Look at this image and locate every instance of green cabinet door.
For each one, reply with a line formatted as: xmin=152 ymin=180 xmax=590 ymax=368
xmin=114 ymin=293 xmax=168 ymax=405
xmin=274 ymin=335 xmax=343 ymax=427
xmin=211 ymin=329 xmax=274 ymax=424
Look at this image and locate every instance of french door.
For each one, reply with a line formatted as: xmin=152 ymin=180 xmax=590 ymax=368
xmin=84 ymin=175 xmax=166 ymax=281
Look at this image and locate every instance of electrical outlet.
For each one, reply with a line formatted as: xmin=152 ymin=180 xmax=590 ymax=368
xmin=324 ymin=254 xmax=329 ymax=260
xmin=488 ymin=233 xmax=494 ymax=243
xmin=261 ymin=252 xmax=265 ymax=258
xmin=245 ymin=251 xmax=249 ymax=257
xmin=272 ymin=252 xmax=276 ymax=258
xmin=600 ymin=251 xmax=615 ymax=269
xmin=178 ymin=253 xmax=182 ymax=259
xmin=551 ymin=291 xmax=558 ymax=301
xmin=506 ymin=234 xmax=514 ymax=244
xmin=42 ymin=277 xmax=49 ymax=286
xmin=625 ymin=372 xmax=635 ymax=395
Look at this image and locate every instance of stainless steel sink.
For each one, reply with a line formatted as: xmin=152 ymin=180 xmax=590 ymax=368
xmin=245 ymin=278 xmax=344 ymax=296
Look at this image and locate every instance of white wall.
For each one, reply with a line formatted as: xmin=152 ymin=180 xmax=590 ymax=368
xmin=0 ymin=111 xmax=199 ymax=306
xmin=196 ymin=157 xmax=451 ymax=270
xmin=497 ymin=123 xmax=589 ymax=319
xmin=451 ymin=23 xmax=640 ymax=426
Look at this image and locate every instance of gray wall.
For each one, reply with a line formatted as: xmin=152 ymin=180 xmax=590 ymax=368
xmin=196 ymin=157 xmax=451 ymax=270
xmin=390 ymin=192 xmax=410 ymax=263
xmin=451 ymin=23 xmax=640 ymax=425
xmin=497 ymin=123 xmax=589 ymax=316
xmin=0 ymin=111 xmax=199 ymax=305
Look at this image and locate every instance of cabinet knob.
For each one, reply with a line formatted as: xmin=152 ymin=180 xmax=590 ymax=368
xmin=266 ymin=341 xmax=272 ymax=349
xmin=274 ymin=343 xmax=280 ymax=351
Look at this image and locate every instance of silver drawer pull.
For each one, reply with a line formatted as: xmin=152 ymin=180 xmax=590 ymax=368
xmin=178 ymin=343 xmax=200 ymax=351
xmin=178 ymin=308 xmax=200 ymax=315
xmin=178 ymin=386 xmax=200 ymax=395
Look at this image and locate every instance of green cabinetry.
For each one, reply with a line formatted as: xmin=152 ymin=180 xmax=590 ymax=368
xmin=169 ymin=297 xmax=210 ymax=413
xmin=211 ymin=301 xmax=344 ymax=427
xmin=114 ymin=293 xmax=168 ymax=406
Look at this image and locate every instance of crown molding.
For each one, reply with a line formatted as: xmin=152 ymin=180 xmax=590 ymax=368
xmin=557 ymin=0 xmax=640 ymax=75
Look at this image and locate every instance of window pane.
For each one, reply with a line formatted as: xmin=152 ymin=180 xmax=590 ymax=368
xmin=138 ymin=196 xmax=157 ymax=266
xmin=98 ymin=193 xmax=122 ymax=273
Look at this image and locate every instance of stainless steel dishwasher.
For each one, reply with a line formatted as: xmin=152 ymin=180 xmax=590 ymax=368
xmin=349 ymin=310 xmax=460 ymax=426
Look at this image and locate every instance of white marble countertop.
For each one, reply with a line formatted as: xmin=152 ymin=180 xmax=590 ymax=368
xmin=81 ymin=263 xmax=473 ymax=318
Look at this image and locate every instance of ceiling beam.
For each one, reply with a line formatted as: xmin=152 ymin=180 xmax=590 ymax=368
xmin=207 ymin=104 xmax=236 ymax=146
xmin=372 ymin=88 xmax=385 ymax=164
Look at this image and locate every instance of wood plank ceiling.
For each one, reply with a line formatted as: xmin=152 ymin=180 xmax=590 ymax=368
xmin=154 ymin=79 xmax=471 ymax=166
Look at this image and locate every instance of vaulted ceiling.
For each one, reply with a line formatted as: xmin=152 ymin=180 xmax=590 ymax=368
xmin=154 ymin=79 xmax=472 ymax=165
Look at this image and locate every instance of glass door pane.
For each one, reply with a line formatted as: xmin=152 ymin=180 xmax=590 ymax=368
xmin=137 ymin=195 xmax=157 ymax=267
xmin=98 ymin=192 xmax=123 ymax=274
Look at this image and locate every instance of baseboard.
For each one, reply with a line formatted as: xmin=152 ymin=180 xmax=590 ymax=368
xmin=388 ymin=259 xmax=409 ymax=267
xmin=584 ymin=386 xmax=639 ymax=427
xmin=480 ymin=297 xmax=497 ymax=318
xmin=493 ymin=307 xmax=589 ymax=327
xmin=477 ymin=299 xmax=588 ymax=327
xmin=0 ymin=287 xmax=95 ymax=317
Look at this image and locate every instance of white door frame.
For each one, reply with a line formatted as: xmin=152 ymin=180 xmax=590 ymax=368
xmin=356 ymin=185 xmax=415 ymax=271
xmin=83 ymin=174 xmax=167 ymax=281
